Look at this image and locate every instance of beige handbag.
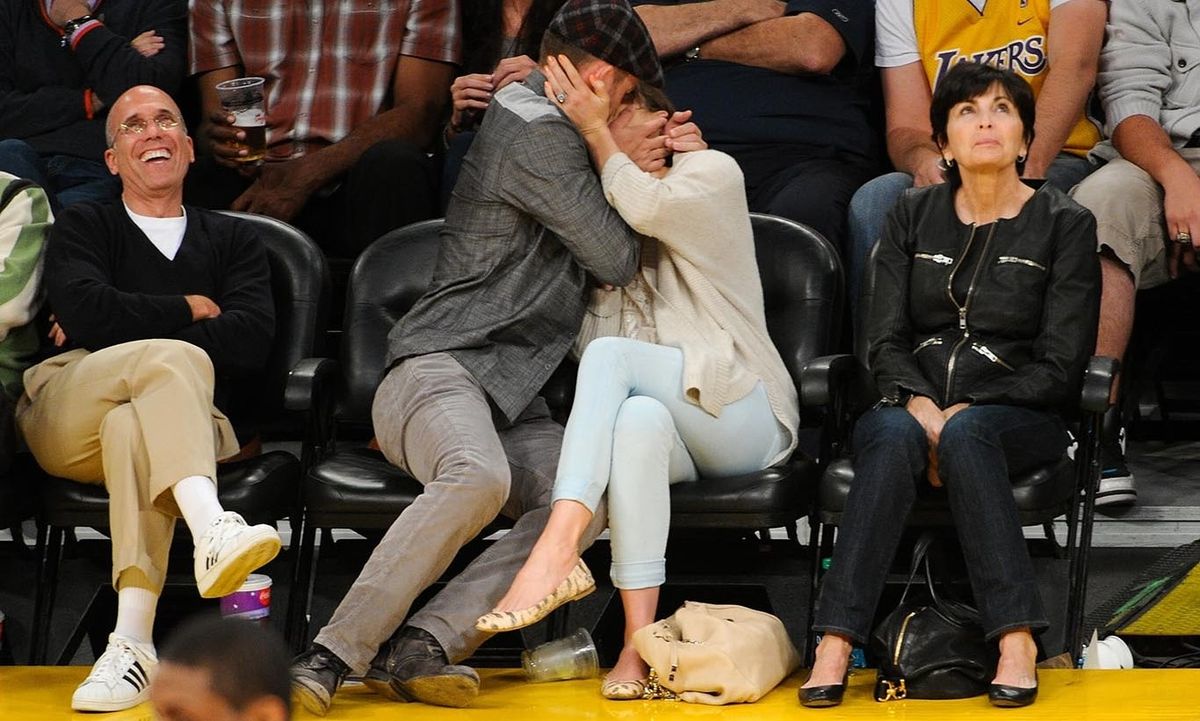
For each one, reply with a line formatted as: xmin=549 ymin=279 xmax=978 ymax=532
xmin=632 ymin=601 xmax=800 ymax=705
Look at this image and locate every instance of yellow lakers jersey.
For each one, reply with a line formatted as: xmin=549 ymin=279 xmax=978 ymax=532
xmin=914 ymin=0 xmax=1100 ymax=156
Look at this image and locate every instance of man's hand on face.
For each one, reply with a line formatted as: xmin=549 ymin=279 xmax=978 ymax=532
xmin=185 ymin=295 xmax=222 ymax=321
xmin=50 ymin=0 xmax=92 ymax=27
xmin=230 ymin=159 xmax=319 ymax=222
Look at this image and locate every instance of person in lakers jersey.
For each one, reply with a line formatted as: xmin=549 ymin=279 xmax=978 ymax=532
xmin=844 ymin=0 xmax=1105 ymax=313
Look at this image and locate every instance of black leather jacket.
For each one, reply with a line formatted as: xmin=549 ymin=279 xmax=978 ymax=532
xmin=866 ymin=182 xmax=1100 ymax=411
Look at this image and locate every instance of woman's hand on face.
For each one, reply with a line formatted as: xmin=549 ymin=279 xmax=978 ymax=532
xmin=664 ymin=110 xmax=707 ymax=153
xmin=610 ymin=106 xmax=669 ymax=173
xmin=491 ymin=55 xmax=538 ymax=91
xmin=543 ymin=54 xmax=610 ymax=136
xmin=450 ymin=72 xmax=494 ymax=127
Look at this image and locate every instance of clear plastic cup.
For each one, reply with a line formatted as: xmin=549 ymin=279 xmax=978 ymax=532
xmin=214 ymin=76 xmax=267 ymax=163
xmin=521 ymin=628 xmax=599 ymax=682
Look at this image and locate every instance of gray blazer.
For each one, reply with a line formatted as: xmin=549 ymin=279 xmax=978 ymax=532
xmin=387 ymin=70 xmax=640 ymax=422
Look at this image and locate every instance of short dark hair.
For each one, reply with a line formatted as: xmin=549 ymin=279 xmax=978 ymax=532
xmin=636 ymin=83 xmax=675 ymax=115
xmin=159 ymin=616 xmax=291 ymax=715
xmin=929 ymin=61 xmax=1036 ymax=179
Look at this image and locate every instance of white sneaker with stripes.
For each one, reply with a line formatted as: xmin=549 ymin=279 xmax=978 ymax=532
xmin=194 ymin=511 xmax=281 ymax=598
xmin=71 ymin=633 xmax=157 ymax=712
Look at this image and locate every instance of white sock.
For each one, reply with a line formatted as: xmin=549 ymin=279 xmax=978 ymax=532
xmin=172 ymin=475 xmax=224 ymax=538
xmin=113 ymin=586 xmax=158 ymax=646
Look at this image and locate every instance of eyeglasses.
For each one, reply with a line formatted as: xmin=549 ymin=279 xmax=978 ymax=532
xmin=117 ymin=114 xmax=181 ymax=136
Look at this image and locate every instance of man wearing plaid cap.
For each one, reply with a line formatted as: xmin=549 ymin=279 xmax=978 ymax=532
xmin=289 ymin=0 xmax=698 ymax=714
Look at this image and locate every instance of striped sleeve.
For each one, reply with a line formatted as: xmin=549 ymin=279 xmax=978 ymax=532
xmin=0 ymin=174 xmax=52 ymax=341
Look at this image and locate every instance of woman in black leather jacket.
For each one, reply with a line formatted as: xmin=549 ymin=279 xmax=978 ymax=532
xmin=801 ymin=62 xmax=1100 ymax=709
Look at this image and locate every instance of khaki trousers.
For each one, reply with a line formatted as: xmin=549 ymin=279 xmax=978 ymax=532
xmin=16 ymin=339 xmax=240 ymax=592
xmin=1070 ymin=149 xmax=1200 ymax=289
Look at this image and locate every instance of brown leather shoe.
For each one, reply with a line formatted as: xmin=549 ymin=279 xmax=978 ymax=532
xmin=361 ymin=627 xmax=479 ymax=708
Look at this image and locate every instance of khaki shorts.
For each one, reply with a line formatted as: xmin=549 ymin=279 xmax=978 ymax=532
xmin=1069 ymin=149 xmax=1200 ymax=289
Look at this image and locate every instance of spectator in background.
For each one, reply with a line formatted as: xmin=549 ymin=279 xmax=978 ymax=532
xmin=632 ymin=0 xmax=880 ymax=253
xmin=187 ymin=0 xmax=459 ymax=258
xmin=0 ymin=0 xmax=187 ymax=210
xmin=844 ymin=0 xmax=1106 ymax=314
xmin=152 ymin=616 xmax=291 ymax=721
xmin=1070 ymin=0 xmax=1200 ymax=507
xmin=0 ymin=172 xmax=51 ymax=475
xmin=441 ymin=0 xmax=566 ymax=208
xmin=16 ymin=86 xmax=280 ymax=713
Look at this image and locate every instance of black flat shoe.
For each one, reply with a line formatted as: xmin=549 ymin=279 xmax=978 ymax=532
xmin=988 ymin=676 xmax=1038 ymax=708
xmin=798 ymin=671 xmax=850 ymax=708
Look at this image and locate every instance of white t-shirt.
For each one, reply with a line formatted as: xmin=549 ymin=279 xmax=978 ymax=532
xmin=125 ymin=204 xmax=187 ymax=261
xmin=875 ymin=0 xmax=1072 ymax=68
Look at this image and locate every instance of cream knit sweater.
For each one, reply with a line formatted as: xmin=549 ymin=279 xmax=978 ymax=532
xmin=599 ymin=149 xmax=799 ymax=463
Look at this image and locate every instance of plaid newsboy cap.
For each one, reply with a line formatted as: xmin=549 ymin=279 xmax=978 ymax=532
xmin=547 ymin=0 xmax=664 ymax=88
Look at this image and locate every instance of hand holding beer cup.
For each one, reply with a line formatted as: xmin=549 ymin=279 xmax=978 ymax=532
xmin=211 ymin=77 xmax=267 ymax=167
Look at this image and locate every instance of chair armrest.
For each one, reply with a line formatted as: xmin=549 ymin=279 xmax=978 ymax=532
xmin=285 ymin=357 xmax=339 ymax=412
xmin=800 ymin=354 xmax=877 ymax=412
xmin=799 ymin=354 xmax=858 ymax=408
xmin=285 ymin=357 xmax=339 ymax=470
xmin=1079 ymin=356 xmax=1119 ymax=414
xmin=800 ymin=354 xmax=876 ymax=463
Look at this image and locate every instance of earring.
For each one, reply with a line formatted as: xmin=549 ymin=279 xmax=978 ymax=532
xmin=938 ymin=156 xmax=956 ymax=171
xmin=1017 ymin=153 xmax=1027 ymax=164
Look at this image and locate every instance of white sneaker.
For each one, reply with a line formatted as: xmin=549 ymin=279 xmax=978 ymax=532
xmin=194 ymin=511 xmax=281 ymax=598
xmin=71 ymin=634 xmax=157 ymax=712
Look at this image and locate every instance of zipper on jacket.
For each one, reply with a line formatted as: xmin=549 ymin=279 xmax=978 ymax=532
xmin=971 ymin=343 xmax=1015 ymax=371
xmin=997 ymin=255 xmax=1046 ymax=271
xmin=943 ymin=223 xmax=998 ymax=402
xmin=915 ymin=252 xmax=954 ymax=265
xmin=913 ymin=337 xmax=944 ymax=353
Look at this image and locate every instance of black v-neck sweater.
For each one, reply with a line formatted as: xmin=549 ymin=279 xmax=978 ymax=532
xmin=44 ymin=202 xmax=275 ymax=400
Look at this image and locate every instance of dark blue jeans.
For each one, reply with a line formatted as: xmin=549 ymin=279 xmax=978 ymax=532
xmin=0 ymin=139 xmax=120 ymax=211
xmin=813 ymin=404 xmax=1067 ymax=644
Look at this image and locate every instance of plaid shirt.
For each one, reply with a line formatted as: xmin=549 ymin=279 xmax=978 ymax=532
xmin=387 ymin=71 xmax=641 ymax=422
xmin=190 ymin=0 xmax=459 ymax=160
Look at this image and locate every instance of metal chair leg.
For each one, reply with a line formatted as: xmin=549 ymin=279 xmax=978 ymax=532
xmin=1064 ymin=409 xmax=1102 ymax=661
xmin=285 ymin=512 xmax=314 ymax=652
xmin=31 ymin=524 xmax=64 ymax=665
xmin=804 ymin=517 xmax=824 ymax=667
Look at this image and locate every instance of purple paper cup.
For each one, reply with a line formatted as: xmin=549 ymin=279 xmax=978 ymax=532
xmin=220 ymin=574 xmax=272 ymax=622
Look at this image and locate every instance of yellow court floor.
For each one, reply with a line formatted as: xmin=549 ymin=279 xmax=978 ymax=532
xmin=2 ymin=667 xmax=1199 ymax=721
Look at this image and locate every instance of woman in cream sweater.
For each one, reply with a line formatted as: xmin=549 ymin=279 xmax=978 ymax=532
xmin=475 ymin=55 xmax=800 ymax=699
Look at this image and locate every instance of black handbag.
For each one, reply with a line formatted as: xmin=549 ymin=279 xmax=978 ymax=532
xmin=868 ymin=534 xmax=999 ymax=701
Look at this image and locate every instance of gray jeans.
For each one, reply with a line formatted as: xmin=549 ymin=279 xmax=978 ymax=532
xmin=314 ymin=352 xmax=606 ymax=672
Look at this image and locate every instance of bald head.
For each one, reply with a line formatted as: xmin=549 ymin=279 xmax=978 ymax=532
xmin=106 ymin=85 xmax=186 ymax=147
xmin=103 ymin=85 xmax=195 ymax=215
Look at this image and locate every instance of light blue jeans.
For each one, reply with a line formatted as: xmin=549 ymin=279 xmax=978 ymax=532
xmin=844 ymin=152 xmax=1095 ymax=322
xmin=552 ymin=337 xmax=788 ymax=589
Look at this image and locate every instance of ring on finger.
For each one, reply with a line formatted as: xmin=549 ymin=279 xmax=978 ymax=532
xmin=1177 ymin=231 xmax=1192 ymax=245
xmin=555 ymin=91 xmax=567 ymax=103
